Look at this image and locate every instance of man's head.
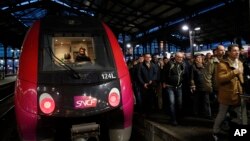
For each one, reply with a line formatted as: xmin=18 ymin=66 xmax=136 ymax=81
xmin=227 ymin=44 xmax=240 ymax=60
xmin=79 ymin=47 xmax=86 ymax=55
xmin=138 ymin=55 xmax=144 ymax=63
xmin=144 ymin=53 xmax=152 ymax=63
xmin=194 ymin=54 xmax=203 ymax=64
xmin=240 ymin=48 xmax=246 ymax=55
xmin=153 ymin=55 xmax=158 ymax=63
xmin=174 ymin=52 xmax=184 ymax=63
xmin=163 ymin=56 xmax=169 ymax=64
xmin=206 ymin=52 xmax=212 ymax=59
xmin=216 ymin=45 xmax=225 ymax=58
xmin=212 ymin=48 xmax=217 ymax=56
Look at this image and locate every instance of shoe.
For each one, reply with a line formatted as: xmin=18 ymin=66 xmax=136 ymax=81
xmin=212 ymin=133 xmax=219 ymax=141
xmin=171 ymin=121 xmax=178 ymax=126
xmin=221 ymin=121 xmax=230 ymax=131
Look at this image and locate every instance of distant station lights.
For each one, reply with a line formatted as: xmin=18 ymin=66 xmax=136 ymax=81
xmin=181 ymin=24 xmax=201 ymax=55
xmin=182 ymin=24 xmax=201 ymax=32
xmin=126 ymin=43 xmax=131 ymax=48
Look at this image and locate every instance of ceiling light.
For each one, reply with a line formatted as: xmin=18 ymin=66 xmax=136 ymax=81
xmin=182 ymin=25 xmax=189 ymax=31
xmin=194 ymin=27 xmax=201 ymax=31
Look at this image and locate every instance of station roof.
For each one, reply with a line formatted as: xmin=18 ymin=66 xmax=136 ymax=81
xmin=0 ymin=0 xmax=249 ymax=48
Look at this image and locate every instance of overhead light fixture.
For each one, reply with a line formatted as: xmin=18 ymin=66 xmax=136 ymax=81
xmin=194 ymin=27 xmax=201 ymax=31
xmin=182 ymin=25 xmax=189 ymax=31
xmin=126 ymin=43 xmax=131 ymax=48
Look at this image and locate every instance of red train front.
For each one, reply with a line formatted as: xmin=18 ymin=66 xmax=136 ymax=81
xmin=15 ymin=16 xmax=134 ymax=141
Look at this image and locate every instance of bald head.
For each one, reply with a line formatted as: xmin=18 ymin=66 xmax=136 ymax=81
xmin=216 ymin=45 xmax=225 ymax=58
xmin=175 ymin=52 xmax=184 ymax=63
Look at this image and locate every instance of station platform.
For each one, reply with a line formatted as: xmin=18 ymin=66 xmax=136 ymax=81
xmin=132 ymin=111 xmax=250 ymax=141
xmin=0 ymin=75 xmax=16 ymax=118
xmin=0 ymin=75 xmax=16 ymax=86
xmin=0 ymin=76 xmax=249 ymax=141
xmin=133 ymin=112 xmax=216 ymax=141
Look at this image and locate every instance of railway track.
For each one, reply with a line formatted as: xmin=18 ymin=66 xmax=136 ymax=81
xmin=0 ymin=81 xmax=15 ymax=118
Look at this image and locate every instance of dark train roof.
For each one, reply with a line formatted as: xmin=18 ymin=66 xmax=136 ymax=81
xmin=0 ymin=0 xmax=249 ymax=48
xmin=40 ymin=16 xmax=105 ymax=33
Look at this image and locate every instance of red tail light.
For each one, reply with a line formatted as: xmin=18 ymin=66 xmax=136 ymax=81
xmin=39 ymin=93 xmax=55 ymax=114
xmin=108 ymin=88 xmax=120 ymax=107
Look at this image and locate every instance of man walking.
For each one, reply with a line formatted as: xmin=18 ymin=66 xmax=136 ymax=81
xmin=213 ymin=44 xmax=244 ymax=140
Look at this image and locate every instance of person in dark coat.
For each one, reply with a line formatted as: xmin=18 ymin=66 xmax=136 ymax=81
xmin=133 ymin=56 xmax=144 ymax=112
xmin=190 ymin=54 xmax=212 ymax=118
xmin=162 ymin=52 xmax=185 ymax=125
xmin=75 ymin=47 xmax=91 ymax=62
xmin=137 ymin=53 xmax=158 ymax=115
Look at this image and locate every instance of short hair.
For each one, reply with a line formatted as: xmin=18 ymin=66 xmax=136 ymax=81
xmin=143 ymin=53 xmax=151 ymax=56
xmin=175 ymin=52 xmax=183 ymax=57
xmin=194 ymin=53 xmax=202 ymax=58
xmin=228 ymin=44 xmax=239 ymax=52
xmin=79 ymin=47 xmax=86 ymax=51
xmin=212 ymin=49 xmax=216 ymax=53
xmin=216 ymin=45 xmax=224 ymax=50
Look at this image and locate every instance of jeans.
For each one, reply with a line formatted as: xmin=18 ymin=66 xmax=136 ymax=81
xmin=166 ymin=86 xmax=182 ymax=121
xmin=193 ymin=91 xmax=211 ymax=117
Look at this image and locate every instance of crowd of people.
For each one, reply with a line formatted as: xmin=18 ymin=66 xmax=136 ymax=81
xmin=127 ymin=44 xmax=250 ymax=140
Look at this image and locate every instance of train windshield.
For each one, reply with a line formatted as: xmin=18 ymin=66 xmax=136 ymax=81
xmin=42 ymin=35 xmax=115 ymax=71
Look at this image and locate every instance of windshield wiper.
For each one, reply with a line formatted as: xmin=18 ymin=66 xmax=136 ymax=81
xmin=45 ymin=36 xmax=81 ymax=79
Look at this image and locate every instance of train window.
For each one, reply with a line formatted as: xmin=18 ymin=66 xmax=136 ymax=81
xmin=53 ymin=37 xmax=95 ymax=63
xmin=42 ymin=36 xmax=114 ymax=71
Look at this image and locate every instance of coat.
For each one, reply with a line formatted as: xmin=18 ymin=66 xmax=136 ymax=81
xmin=137 ymin=61 xmax=158 ymax=88
xmin=205 ymin=57 xmax=221 ymax=92
xmin=162 ymin=60 xmax=184 ymax=87
xmin=190 ymin=62 xmax=212 ymax=92
xmin=217 ymin=58 xmax=244 ymax=105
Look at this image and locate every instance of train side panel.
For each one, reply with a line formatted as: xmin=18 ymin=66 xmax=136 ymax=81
xmin=102 ymin=23 xmax=134 ymax=128
xmin=102 ymin=23 xmax=134 ymax=141
xmin=15 ymin=21 xmax=40 ymax=141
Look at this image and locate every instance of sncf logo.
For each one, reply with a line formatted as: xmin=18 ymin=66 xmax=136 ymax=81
xmin=74 ymin=96 xmax=97 ymax=109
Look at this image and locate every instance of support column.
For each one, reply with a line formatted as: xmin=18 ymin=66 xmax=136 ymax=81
xmin=122 ymin=33 xmax=126 ymax=54
xmin=132 ymin=44 xmax=135 ymax=59
xmin=4 ymin=44 xmax=7 ymax=75
xmin=149 ymin=42 xmax=152 ymax=54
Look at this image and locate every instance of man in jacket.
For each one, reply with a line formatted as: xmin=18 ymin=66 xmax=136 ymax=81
xmin=205 ymin=45 xmax=225 ymax=115
xmin=213 ymin=44 xmax=244 ymax=140
xmin=190 ymin=54 xmax=212 ymax=118
xmin=162 ymin=52 xmax=185 ymax=125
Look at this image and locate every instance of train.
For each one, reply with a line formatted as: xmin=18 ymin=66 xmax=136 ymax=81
xmin=14 ymin=16 xmax=134 ymax=141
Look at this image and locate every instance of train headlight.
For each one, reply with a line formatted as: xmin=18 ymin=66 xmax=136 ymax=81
xmin=39 ymin=93 xmax=55 ymax=114
xmin=108 ymin=88 xmax=120 ymax=107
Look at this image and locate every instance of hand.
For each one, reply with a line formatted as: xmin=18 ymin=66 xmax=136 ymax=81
xmin=234 ymin=68 xmax=243 ymax=75
xmin=190 ymin=87 xmax=196 ymax=93
xmin=162 ymin=83 xmax=167 ymax=88
xmin=144 ymin=83 xmax=149 ymax=89
xmin=238 ymin=67 xmax=243 ymax=74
